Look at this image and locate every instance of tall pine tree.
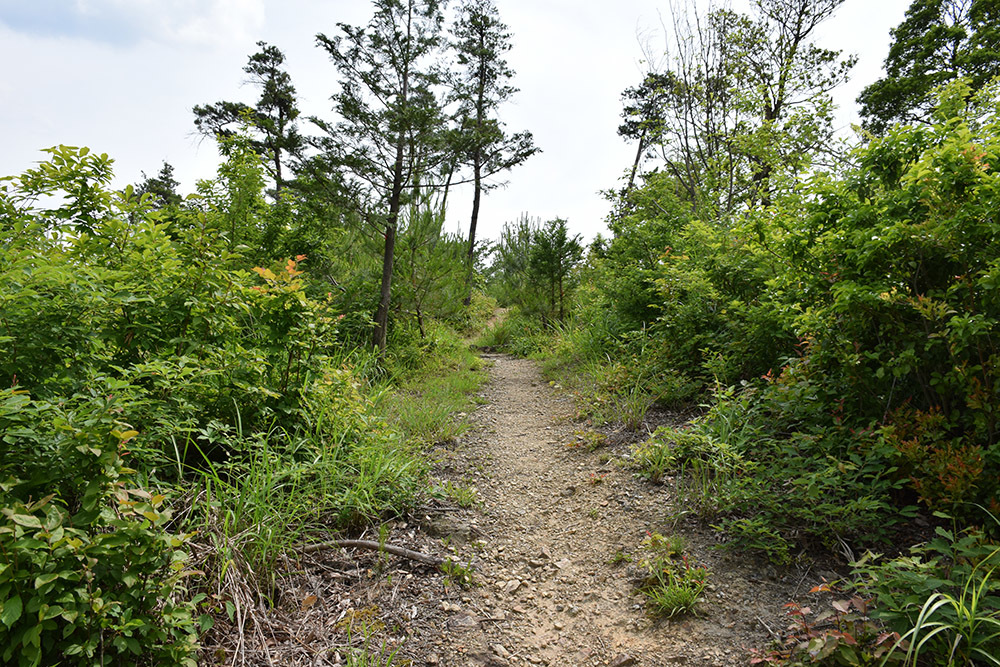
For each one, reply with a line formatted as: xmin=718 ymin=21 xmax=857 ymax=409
xmin=450 ymin=0 xmax=537 ymax=305
xmin=315 ymin=0 xmax=447 ymax=353
xmin=193 ymin=42 xmax=303 ymax=195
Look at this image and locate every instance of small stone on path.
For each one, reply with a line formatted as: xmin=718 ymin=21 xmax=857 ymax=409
xmin=609 ymin=654 xmax=638 ymax=667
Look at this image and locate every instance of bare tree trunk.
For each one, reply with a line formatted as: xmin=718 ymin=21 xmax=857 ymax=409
xmin=464 ymin=151 xmax=482 ymax=306
xmin=626 ymin=128 xmax=647 ymax=193
xmin=373 ymin=132 xmax=407 ymax=354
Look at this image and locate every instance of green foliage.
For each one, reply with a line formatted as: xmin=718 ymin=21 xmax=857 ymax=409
xmin=635 ymin=532 xmax=709 ymax=618
xmin=476 ymin=308 xmax=550 ymax=356
xmin=488 ymin=215 xmax=583 ymax=322
xmin=0 ymin=145 xmax=353 ymax=468
xmin=544 ymin=80 xmax=1000 ymax=564
xmin=771 ymin=80 xmax=1000 ymax=521
xmin=379 ymin=320 xmax=487 ymax=445
xmin=430 ymin=480 xmax=480 ymax=509
xmin=759 ymin=527 xmax=1000 ymax=665
xmin=394 ymin=197 xmax=468 ymax=335
xmin=0 ymin=390 xmax=198 ymax=666
xmin=0 ymin=141 xmax=479 ymax=661
xmin=528 ymin=218 xmax=583 ymax=322
xmin=850 ymin=525 xmax=1000 ymax=666
xmin=858 ymin=0 xmax=1000 ymax=134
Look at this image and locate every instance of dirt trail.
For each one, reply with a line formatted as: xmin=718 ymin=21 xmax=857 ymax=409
xmin=412 ymin=354 xmax=816 ymax=666
xmin=261 ymin=354 xmax=829 ymax=666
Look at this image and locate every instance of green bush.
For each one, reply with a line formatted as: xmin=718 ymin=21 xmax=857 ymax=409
xmin=602 ymin=82 xmax=1000 ymax=560
xmin=0 ymin=389 xmax=198 ymax=666
xmin=852 ymin=525 xmax=1000 ymax=659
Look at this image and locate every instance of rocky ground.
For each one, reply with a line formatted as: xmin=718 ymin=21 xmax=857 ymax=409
xmin=229 ymin=354 xmax=844 ymax=666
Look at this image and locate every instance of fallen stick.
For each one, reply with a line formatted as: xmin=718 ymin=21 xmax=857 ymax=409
xmin=301 ymin=539 xmax=445 ymax=567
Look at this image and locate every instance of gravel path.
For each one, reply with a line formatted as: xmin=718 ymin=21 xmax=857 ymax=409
xmin=246 ymin=353 xmax=833 ymax=666
xmin=411 ymin=354 xmax=822 ymax=666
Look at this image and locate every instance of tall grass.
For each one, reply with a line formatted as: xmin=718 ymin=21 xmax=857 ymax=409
xmin=179 ymin=319 xmax=491 ymax=663
xmin=378 ymin=321 xmax=488 ymax=445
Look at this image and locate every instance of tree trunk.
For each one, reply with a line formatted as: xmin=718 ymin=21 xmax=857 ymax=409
xmin=373 ymin=131 xmax=407 ymax=354
xmin=465 ymin=27 xmax=490 ymax=308
xmin=273 ymin=149 xmax=284 ymax=195
xmin=626 ymin=128 xmax=647 ymax=193
xmin=440 ymin=159 xmax=456 ymax=215
xmin=464 ymin=151 xmax=482 ymax=306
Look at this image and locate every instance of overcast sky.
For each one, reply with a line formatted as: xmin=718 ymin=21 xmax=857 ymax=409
xmin=0 ymin=0 xmax=909 ymax=243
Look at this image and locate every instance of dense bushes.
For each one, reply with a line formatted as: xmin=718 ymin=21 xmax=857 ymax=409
xmin=0 ymin=389 xmax=201 ymax=666
xmin=497 ymin=82 xmax=1000 ymax=559
xmin=0 ymin=143 xmax=481 ymax=663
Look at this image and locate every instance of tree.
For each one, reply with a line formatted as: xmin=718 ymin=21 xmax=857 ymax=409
xmin=315 ymin=0 xmax=447 ymax=353
xmin=194 ymin=130 xmax=267 ymax=253
xmin=619 ymin=0 xmax=853 ymax=214
xmin=858 ymin=0 xmax=1000 ymax=134
xmin=529 ymin=218 xmax=583 ymax=322
xmin=449 ymin=0 xmax=538 ymax=305
xmin=618 ymin=71 xmax=672 ymax=194
xmin=135 ymin=161 xmax=182 ymax=210
xmin=726 ymin=0 xmax=855 ymax=204
xmin=394 ymin=194 xmax=466 ymax=336
xmin=625 ymin=5 xmax=744 ymax=216
xmin=193 ymin=41 xmax=303 ymax=194
xmin=489 ymin=213 xmax=538 ymax=309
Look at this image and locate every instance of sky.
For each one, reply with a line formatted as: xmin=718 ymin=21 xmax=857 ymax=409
xmin=0 ymin=0 xmax=910 ymax=244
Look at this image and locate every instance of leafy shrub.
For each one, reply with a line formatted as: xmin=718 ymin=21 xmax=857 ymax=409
xmin=768 ymin=81 xmax=1000 ymax=522
xmin=851 ymin=524 xmax=1000 ymax=665
xmin=750 ymin=586 xmax=904 ymax=666
xmin=0 ymin=389 xmax=198 ymax=666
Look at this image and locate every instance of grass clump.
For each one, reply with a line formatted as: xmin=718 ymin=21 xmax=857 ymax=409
xmin=635 ymin=532 xmax=709 ymax=618
xmin=430 ymin=480 xmax=480 ymax=508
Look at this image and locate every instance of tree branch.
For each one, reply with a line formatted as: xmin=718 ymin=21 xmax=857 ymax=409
xmin=301 ymin=538 xmax=446 ymax=567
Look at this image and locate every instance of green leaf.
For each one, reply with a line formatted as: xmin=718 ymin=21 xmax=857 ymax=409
xmin=934 ymin=526 xmax=954 ymax=541
xmin=40 ymin=604 xmax=63 ymax=621
xmin=1 ymin=595 xmax=23 ymax=627
xmin=199 ymin=613 xmax=214 ymax=633
xmin=34 ymin=573 xmax=58 ymax=589
xmin=11 ymin=538 xmax=46 ymax=550
xmin=10 ymin=514 xmax=42 ymax=529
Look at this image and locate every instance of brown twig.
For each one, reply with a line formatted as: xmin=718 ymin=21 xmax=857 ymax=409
xmin=301 ymin=539 xmax=445 ymax=567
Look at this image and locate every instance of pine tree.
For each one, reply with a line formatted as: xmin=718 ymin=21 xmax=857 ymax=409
xmin=315 ymin=0 xmax=447 ymax=353
xmin=193 ymin=42 xmax=303 ymax=195
xmin=450 ymin=0 xmax=537 ymax=305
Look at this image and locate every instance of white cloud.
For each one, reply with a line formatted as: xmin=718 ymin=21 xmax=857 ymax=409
xmin=0 ymin=0 xmax=264 ymax=46
xmin=155 ymin=0 xmax=265 ymax=45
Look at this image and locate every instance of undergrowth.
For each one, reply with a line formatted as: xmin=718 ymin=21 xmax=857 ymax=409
xmin=0 ymin=145 xmax=492 ymax=664
xmin=635 ymin=532 xmax=709 ymax=618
